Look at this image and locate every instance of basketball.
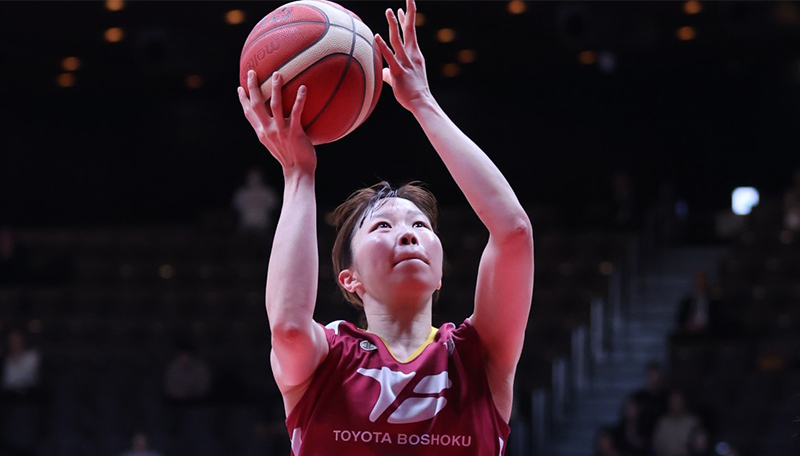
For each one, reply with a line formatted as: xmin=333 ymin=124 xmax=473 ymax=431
xmin=239 ymin=0 xmax=383 ymax=145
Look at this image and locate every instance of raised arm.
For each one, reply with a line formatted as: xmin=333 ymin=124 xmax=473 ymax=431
xmin=237 ymin=71 xmax=328 ymax=407
xmin=376 ymin=0 xmax=534 ymax=420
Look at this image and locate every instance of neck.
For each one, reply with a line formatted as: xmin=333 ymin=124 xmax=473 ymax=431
xmin=362 ymin=295 xmax=433 ymax=359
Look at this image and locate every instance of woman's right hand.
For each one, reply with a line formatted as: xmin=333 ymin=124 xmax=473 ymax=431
xmin=237 ymin=69 xmax=316 ymax=175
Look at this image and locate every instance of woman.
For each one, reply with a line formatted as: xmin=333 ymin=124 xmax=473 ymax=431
xmin=236 ymin=1 xmax=533 ymax=454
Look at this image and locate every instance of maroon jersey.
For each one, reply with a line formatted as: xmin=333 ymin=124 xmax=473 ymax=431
xmin=285 ymin=318 xmax=510 ymax=456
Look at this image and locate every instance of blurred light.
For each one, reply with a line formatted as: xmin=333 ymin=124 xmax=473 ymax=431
xmin=508 ymin=0 xmax=527 ymax=15
xmin=676 ymin=26 xmax=696 ymax=41
xmin=225 ymin=9 xmax=246 ymax=25
xmin=779 ymin=230 xmax=793 ymax=244
xmin=598 ymin=51 xmax=616 ymax=73
xmin=599 ymin=262 xmax=614 ymax=276
xmin=683 ymin=0 xmax=702 ymax=15
xmin=457 ymin=49 xmax=477 ymax=64
xmin=104 ymin=27 xmax=124 ymax=43
xmin=56 ymin=73 xmax=76 ymax=88
xmin=27 ymin=319 xmax=43 ymax=334
xmin=159 ymin=264 xmax=175 ymax=279
xmin=62 ymin=56 xmax=81 ymax=71
xmin=436 ymin=28 xmax=456 ymax=43
xmin=442 ymin=63 xmax=460 ymax=77
xmin=105 ymin=0 xmax=124 ymax=12
xmin=186 ymin=75 xmax=204 ymax=89
xmin=732 ymin=187 xmax=759 ymax=215
xmin=774 ymin=1 xmax=800 ymax=24
xmin=415 ymin=12 xmax=426 ymax=26
xmin=715 ymin=441 xmax=730 ymax=455
xmin=578 ymin=50 xmax=596 ymax=65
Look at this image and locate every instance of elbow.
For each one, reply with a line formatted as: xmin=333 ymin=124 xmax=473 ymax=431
xmin=497 ymin=215 xmax=533 ymax=247
xmin=270 ymin=320 xmax=310 ymax=345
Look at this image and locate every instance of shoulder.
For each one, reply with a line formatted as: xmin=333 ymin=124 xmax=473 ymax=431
xmin=320 ymin=319 xmax=365 ymax=351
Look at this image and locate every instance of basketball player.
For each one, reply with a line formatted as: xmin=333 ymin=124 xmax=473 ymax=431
xmin=236 ymin=1 xmax=533 ymax=454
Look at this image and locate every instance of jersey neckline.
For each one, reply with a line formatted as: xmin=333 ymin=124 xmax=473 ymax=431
xmin=360 ymin=326 xmax=439 ymax=363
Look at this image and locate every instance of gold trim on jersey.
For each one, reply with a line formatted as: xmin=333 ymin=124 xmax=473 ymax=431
xmin=366 ymin=326 xmax=438 ymax=363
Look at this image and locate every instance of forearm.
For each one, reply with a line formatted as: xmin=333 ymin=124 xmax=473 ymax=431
xmin=265 ymin=170 xmax=318 ymax=330
xmin=409 ymin=97 xmax=530 ymax=238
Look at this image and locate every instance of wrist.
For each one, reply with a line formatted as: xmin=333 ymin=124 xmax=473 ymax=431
xmin=406 ymin=92 xmax=439 ymax=116
xmin=283 ymin=167 xmax=315 ymax=183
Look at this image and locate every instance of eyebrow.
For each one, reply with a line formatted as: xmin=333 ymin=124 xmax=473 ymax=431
xmin=369 ymin=208 xmax=427 ymax=220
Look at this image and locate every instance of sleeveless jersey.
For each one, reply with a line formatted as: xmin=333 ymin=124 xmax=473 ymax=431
xmin=285 ymin=318 xmax=510 ymax=456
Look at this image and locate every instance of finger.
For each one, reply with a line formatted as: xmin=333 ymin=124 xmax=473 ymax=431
xmin=385 ymin=8 xmax=408 ymax=64
xmin=382 ymin=67 xmax=393 ymax=87
xmin=237 ymin=86 xmax=248 ymax=109
xmin=403 ymin=0 xmax=418 ymax=48
xmin=289 ymin=85 xmax=307 ymax=131
xmin=246 ymin=70 xmax=270 ymax=119
xmin=375 ymin=34 xmax=401 ymax=74
xmin=270 ymin=72 xmax=285 ymax=128
xmin=246 ymin=70 xmax=263 ymax=104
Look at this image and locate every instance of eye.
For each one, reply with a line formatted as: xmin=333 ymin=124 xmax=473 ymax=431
xmin=413 ymin=221 xmax=429 ymax=229
xmin=371 ymin=221 xmax=391 ymax=231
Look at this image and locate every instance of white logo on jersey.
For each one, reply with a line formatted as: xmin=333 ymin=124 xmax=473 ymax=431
xmin=356 ymin=367 xmax=452 ymax=424
xmin=359 ymin=339 xmax=378 ymax=351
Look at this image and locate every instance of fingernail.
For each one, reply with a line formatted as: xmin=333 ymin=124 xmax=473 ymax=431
xmin=299 ymin=85 xmax=306 ymax=94
xmin=273 ymin=73 xmax=279 ymax=81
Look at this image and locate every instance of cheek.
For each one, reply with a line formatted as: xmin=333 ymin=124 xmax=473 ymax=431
xmin=354 ymin=236 xmax=393 ymax=268
xmin=425 ymin=234 xmax=444 ymax=268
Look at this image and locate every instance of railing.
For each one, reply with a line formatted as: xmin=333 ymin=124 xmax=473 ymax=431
xmin=518 ymin=235 xmax=641 ymax=456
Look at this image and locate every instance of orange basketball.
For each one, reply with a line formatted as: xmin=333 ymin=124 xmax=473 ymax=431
xmin=240 ymin=0 xmax=383 ymax=145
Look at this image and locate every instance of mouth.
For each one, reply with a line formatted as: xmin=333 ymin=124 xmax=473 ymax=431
xmin=394 ymin=255 xmax=429 ymax=266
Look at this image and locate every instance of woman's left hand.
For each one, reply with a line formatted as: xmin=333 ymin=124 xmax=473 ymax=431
xmin=375 ymin=0 xmax=432 ymax=111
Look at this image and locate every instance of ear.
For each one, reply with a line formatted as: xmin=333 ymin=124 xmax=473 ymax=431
xmin=437 ymin=280 xmax=442 ymax=290
xmin=338 ymin=269 xmax=362 ymax=294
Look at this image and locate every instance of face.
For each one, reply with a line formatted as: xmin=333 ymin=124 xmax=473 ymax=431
xmin=694 ymin=271 xmax=708 ymax=293
xmin=669 ymin=391 xmax=686 ymax=414
xmin=132 ymin=432 xmax=148 ymax=451
xmin=691 ymin=430 xmax=709 ymax=451
xmin=341 ymin=198 xmax=443 ymax=306
xmin=623 ymin=399 xmax=639 ymax=420
xmin=246 ymin=170 xmax=262 ymax=186
xmin=8 ymin=331 xmax=24 ymax=353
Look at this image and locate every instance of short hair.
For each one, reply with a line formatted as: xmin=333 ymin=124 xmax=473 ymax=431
xmin=331 ymin=181 xmax=439 ymax=312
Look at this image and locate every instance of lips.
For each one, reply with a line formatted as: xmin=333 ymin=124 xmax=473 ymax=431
xmin=393 ymin=252 xmax=429 ymax=266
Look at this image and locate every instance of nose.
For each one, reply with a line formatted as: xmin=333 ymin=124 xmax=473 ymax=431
xmin=399 ymin=231 xmax=418 ymax=246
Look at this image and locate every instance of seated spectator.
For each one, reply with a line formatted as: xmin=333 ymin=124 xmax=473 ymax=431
xmin=686 ymin=426 xmax=714 ymax=456
xmin=232 ymin=167 xmax=279 ymax=232
xmin=163 ymin=339 xmax=212 ymax=405
xmin=119 ymin=431 xmax=163 ymax=456
xmin=631 ymin=362 xmax=669 ymax=441
xmin=595 ymin=426 xmax=623 ymax=456
xmin=676 ymin=271 xmax=722 ymax=337
xmin=652 ymin=389 xmax=701 ymax=456
xmin=784 ymin=168 xmax=800 ymax=231
xmin=1 ymin=329 xmax=41 ymax=402
xmin=612 ymin=395 xmax=649 ymax=456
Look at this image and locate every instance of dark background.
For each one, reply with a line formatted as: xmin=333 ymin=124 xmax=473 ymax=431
xmin=1 ymin=1 xmax=799 ymax=228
